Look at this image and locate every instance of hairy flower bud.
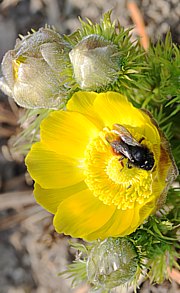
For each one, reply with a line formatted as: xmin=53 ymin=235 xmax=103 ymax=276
xmin=69 ymin=34 xmax=120 ymax=90
xmin=86 ymin=238 xmax=138 ymax=289
xmin=0 ymin=28 xmax=71 ymax=108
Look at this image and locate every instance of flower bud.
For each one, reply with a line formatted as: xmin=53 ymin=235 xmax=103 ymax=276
xmin=69 ymin=34 xmax=120 ymax=90
xmin=0 ymin=28 xmax=71 ymax=108
xmin=86 ymin=238 xmax=138 ymax=289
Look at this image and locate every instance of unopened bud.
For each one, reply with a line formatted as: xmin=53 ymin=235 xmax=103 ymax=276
xmin=87 ymin=238 xmax=138 ymax=289
xmin=0 ymin=28 xmax=71 ymax=108
xmin=69 ymin=34 xmax=120 ymax=90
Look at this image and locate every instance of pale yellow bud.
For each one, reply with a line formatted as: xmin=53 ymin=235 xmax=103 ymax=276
xmin=87 ymin=238 xmax=138 ymax=288
xmin=0 ymin=28 xmax=71 ymax=108
xmin=69 ymin=34 xmax=120 ymax=90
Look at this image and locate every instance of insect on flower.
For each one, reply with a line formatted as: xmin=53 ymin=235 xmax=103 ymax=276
xmin=106 ymin=124 xmax=155 ymax=171
xmin=25 ymin=91 xmax=178 ymax=241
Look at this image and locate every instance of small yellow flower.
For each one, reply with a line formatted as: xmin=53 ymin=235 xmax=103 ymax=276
xmin=25 ymin=91 xmax=178 ymax=241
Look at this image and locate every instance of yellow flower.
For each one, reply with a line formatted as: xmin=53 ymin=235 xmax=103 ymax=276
xmin=25 ymin=91 xmax=178 ymax=241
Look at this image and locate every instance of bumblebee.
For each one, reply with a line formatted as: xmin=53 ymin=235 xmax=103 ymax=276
xmin=106 ymin=124 xmax=155 ymax=171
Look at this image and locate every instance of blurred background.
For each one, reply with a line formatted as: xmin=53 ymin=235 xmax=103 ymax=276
xmin=0 ymin=0 xmax=179 ymax=292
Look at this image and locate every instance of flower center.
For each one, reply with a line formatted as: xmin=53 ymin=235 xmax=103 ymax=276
xmin=84 ymin=128 xmax=153 ymax=210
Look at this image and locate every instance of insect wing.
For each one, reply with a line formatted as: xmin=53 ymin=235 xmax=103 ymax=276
xmin=110 ymin=140 xmax=133 ymax=160
xmin=112 ymin=124 xmax=140 ymax=147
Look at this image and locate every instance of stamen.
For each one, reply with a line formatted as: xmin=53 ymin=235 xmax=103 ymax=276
xmin=84 ymin=128 xmax=152 ymax=210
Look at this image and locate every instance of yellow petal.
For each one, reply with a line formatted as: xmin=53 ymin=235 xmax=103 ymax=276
xmin=53 ymin=189 xmax=115 ymax=238
xmin=124 ymin=199 xmax=155 ymax=234
xmin=67 ymin=91 xmax=104 ymax=129
xmin=41 ymin=110 xmax=99 ymax=159
xmin=85 ymin=208 xmax=134 ymax=241
xmin=138 ymin=199 xmax=155 ymax=224
xmin=86 ymin=197 xmax=156 ymax=240
xmin=139 ymin=109 xmax=160 ymax=144
xmin=93 ymin=92 xmax=141 ymax=126
xmin=25 ymin=142 xmax=85 ymax=188
xmin=34 ymin=181 xmax=87 ymax=214
xmin=67 ymin=91 xmax=97 ymax=112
